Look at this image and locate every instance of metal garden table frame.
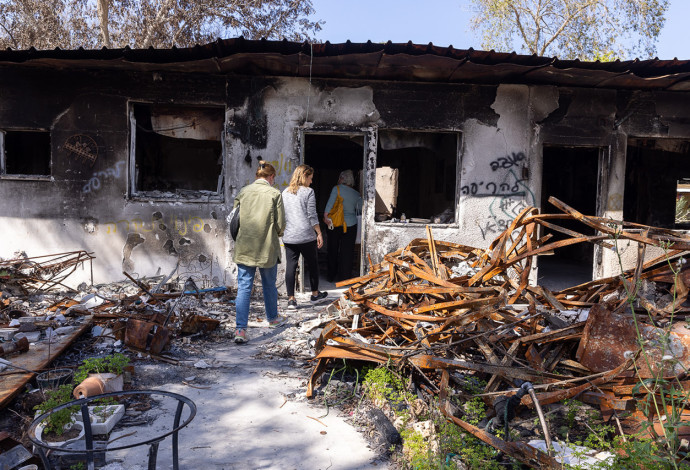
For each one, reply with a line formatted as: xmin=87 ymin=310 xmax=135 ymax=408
xmin=27 ymin=389 xmax=196 ymax=470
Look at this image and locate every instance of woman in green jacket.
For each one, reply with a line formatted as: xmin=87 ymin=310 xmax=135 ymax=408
xmin=232 ymin=161 xmax=286 ymax=343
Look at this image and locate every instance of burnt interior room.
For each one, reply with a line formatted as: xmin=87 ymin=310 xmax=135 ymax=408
xmin=539 ymin=145 xmax=600 ymax=290
xmin=303 ymin=133 xmax=365 ymax=286
xmin=376 ymin=130 xmax=457 ymax=223
xmin=132 ymin=104 xmax=224 ymax=195
xmin=624 ymin=139 xmax=690 ymax=229
xmin=3 ymin=130 xmax=51 ymax=175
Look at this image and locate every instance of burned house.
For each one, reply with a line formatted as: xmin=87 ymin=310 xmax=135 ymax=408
xmin=1 ymin=38 xmax=690 ymax=288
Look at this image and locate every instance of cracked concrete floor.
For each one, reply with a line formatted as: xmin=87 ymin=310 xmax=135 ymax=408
xmin=103 ymin=292 xmax=388 ymax=470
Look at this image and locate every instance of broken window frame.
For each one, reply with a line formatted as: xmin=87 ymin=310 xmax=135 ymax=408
xmin=373 ymin=129 xmax=461 ymax=227
xmin=128 ymin=102 xmax=226 ymax=202
xmin=0 ymin=128 xmax=53 ymax=181
xmin=624 ymin=138 xmax=690 ymax=231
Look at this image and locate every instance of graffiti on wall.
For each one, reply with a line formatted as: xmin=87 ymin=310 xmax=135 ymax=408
xmin=462 ymin=152 xmax=536 ymax=240
xmin=64 ymin=134 xmax=99 ymax=167
xmin=104 ymin=214 xmax=206 ymax=235
xmin=489 ymin=152 xmax=525 ymax=172
xmin=82 ymin=161 xmax=125 ymax=194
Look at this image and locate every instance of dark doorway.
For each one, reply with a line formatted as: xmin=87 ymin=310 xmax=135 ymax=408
xmin=539 ymin=146 xmax=600 ymax=290
xmin=303 ymin=133 xmax=365 ymax=291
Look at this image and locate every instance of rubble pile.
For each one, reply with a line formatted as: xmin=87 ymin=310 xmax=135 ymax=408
xmin=309 ymin=197 xmax=690 ymax=467
xmin=0 ymin=263 xmax=236 ymax=411
xmin=0 ymin=251 xmax=95 ymax=297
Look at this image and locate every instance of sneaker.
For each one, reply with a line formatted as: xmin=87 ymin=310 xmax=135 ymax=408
xmin=310 ymin=291 xmax=328 ymax=302
xmin=267 ymin=315 xmax=286 ymax=327
xmin=234 ymin=329 xmax=247 ymax=343
xmin=287 ymin=299 xmax=298 ymax=310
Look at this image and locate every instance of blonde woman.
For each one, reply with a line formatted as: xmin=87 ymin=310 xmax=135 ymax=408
xmin=282 ymin=164 xmax=327 ymax=309
xmin=232 ymin=160 xmax=286 ymax=343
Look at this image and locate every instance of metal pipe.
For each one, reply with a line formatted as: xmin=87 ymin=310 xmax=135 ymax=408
xmin=524 ymin=383 xmax=553 ymax=456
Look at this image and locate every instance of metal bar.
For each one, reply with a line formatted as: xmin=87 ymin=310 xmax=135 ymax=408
xmin=81 ymin=402 xmax=95 ymax=470
xmin=173 ymin=400 xmax=184 ymax=470
xmin=148 ymin=441 xmax=160 ymax=470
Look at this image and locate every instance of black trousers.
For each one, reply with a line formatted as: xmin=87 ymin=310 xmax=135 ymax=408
xmin=284 ymin=240 xmax=320 ymax=297
xmin=327 ymin=224 xmax=357 ymax=282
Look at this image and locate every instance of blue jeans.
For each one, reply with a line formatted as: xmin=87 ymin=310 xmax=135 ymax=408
xmin=235 ymin=263 xmax=279 ymax=330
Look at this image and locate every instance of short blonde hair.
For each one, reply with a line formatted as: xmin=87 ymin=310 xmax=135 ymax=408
xmin=256 ymin=160 xmax=276 ymax=179
xmin=287 ymin=164 xmax=314 ymax=194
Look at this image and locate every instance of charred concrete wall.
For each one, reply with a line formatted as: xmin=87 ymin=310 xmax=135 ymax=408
xmin=0 ymin=68 xmax=229 ymax=287
xmin=1 ymin=66 xmax=690 ymax=287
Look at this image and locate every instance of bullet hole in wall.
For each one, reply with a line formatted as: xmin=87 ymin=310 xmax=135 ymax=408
xmin=163 ymin=239 xmax=177 ymax=255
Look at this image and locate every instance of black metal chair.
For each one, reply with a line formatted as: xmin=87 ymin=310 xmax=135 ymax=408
xmin=28 ymin=389 xmax=196 ymax=470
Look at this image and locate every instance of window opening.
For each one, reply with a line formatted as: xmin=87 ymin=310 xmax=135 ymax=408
xmin=1 ymin=130 xmax=51 ymax=176
xmin=131 ymin=104 xmax=224 ymax=199
xmin=375 ymin=130 xmax=457 ymax=223
xmin=625 ymin=138 xmax=690 ymax=229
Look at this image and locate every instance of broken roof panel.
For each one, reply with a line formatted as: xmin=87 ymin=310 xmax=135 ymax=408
xmin=1 ymin=37 xmax=690 ymax=91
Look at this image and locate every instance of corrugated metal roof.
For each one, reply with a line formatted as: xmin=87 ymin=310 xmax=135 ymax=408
xmin=1 ymin=37 xmax=690 ymax=91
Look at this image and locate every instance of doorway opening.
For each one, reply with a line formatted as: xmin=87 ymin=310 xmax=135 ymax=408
xmin=539 ymin=145 xmax=600 ymax=291
xmin=302 ymin=133 xmax=366 ymax=292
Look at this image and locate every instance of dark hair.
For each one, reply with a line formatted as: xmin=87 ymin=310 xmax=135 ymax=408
xmin=256 ymin=160 xmax=277 ymax=179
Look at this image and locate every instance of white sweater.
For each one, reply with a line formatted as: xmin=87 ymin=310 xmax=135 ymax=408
xmin=282 ymin=186 xmax=319 ymax=244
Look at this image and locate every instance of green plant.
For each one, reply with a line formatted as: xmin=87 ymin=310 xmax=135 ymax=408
xmin=69 ymin=463 xmax=86 ymax=470
xmin=564 ymin=398 xmax=578 ymax=428
xmin=362 ymin=365 xmax=415 ymax=413
xmin=33 ymin=384 xmax=78 ymax=436
xmin=92 ymin=396 xmax=118 ymax=420
xmin=677 ymin=196 xmax=690 ymax=224
xmin=400 ymin=428 xmax=437 ymax=469
xmin=74 ymin=353 xmax=129 ymax=384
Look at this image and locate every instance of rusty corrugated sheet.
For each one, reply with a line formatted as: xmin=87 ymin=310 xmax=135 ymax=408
xmin=0 ymin=38 xmax=689 ymax=91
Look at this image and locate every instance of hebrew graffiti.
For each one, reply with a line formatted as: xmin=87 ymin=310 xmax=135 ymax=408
xmin=463 ymin=152 xmax=536 ymax=240
xmin=82 ymin=161 xmax=126 ymax=194
xmin=489 ymin=152 xmax=525 ymax=172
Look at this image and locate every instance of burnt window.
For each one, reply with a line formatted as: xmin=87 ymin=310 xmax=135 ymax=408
xmin=624 ymin=139 xmax=690 ymax=229
xmin=0 ymin=130 xmax=51 ymax=177
xmin=375 ymin=130 xmax=458 ymax=224
xmin=130 ymin=104 xmax=224 ymax=200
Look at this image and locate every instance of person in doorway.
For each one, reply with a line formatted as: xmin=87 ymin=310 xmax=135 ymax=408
xmin=323 ymin=169 xmax=363 ymax=282
xmin=282 ymin=164 xmax=328 ymax=310
xmin=232 ymin=160 xmax=286 ymax=343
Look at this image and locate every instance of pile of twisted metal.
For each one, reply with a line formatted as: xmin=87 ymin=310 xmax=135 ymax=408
xmin=307 ymin=197 xmax=690 ymax=468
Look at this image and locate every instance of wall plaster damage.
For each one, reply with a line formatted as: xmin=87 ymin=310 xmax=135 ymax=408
xmin=1 ymin=40 xmax=690 ymax=291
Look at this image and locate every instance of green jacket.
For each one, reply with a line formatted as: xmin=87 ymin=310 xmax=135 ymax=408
xmin=232 ymin=179 xmax=285 ymax=268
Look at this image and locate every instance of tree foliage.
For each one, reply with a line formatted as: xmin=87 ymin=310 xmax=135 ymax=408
xmin=0 ymin=0 xmax=322 ymax=50
xmin=469 ymin=0 xmax=669 ymax=60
